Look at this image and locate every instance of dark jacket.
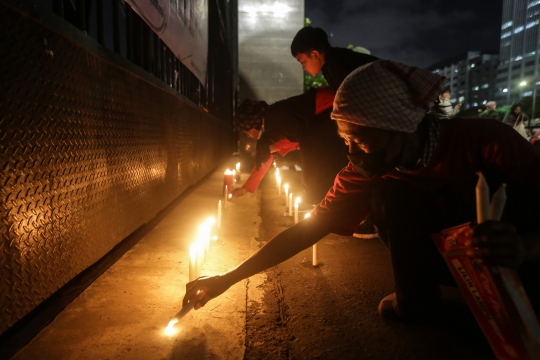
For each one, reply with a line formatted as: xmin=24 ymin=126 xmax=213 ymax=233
xmin=321 ymin=47 xmax=379 ymax=90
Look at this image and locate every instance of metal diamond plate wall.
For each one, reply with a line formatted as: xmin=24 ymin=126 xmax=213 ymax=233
xmin=0 ymin=3 xmax=232 ymax=335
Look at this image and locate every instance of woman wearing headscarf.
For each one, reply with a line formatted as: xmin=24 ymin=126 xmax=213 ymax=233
xmin=183 ymin=60 xmax=540 ymax=323
xmin=232 ymin=86 xmax=348 ymax=206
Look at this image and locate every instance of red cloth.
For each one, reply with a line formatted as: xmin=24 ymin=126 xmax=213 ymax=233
xmin=242 ymin=139 xmax=300 ymax=192
xmin=312 ymin=118 xmax=540 ymax=235
xmin=314 ymin=86 xmax=336 ymax=115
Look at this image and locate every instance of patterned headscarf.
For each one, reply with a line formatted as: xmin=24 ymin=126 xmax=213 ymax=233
xmin=331 ymin=60 xmax=447 ymax=133
xmin=234 ymin=99 xmax=268 ymax=132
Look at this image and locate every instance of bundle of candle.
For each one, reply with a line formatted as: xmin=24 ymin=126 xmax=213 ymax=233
xmin=432 ymin=172 xmax=540 ymax=359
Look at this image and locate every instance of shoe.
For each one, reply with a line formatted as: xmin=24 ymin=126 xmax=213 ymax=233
xmin=378 ymin=293 xmax=403 ymax=321
xmin=378 ymin=292 xmax=443 ymax=322
xmin=353 ymin=218 xmax=378 ymax=239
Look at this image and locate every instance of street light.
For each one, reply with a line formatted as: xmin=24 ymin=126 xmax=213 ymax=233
xmin=519 ymin=78 xmax=538 ymax=128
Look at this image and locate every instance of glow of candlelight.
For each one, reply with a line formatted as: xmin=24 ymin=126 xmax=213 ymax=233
xmin=189 ymin=243 xmax=197 ymax=281
xmin=304 ymin=213 xmax=311 ymax=219
xmin=164 ymin=318 xmax=179 ymax=336
xmin=284 ymin=184 xmax=289 ymax=207
xmin=236 ymin=162 xmax=240 ymax=172
xmin=217 ymin=201 xmax=222 ymax=228
xmin=224 ymin=169 xmax=233 ymax=175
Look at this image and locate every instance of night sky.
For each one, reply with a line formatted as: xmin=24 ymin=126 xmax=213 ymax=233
xmin=305 ymin=0 xmax=504 ymax=69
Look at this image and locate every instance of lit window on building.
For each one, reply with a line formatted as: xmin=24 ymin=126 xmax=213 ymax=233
xmin=483 ymin=100 xmax=487 ymax=104
xmin=526 ymin=21 xmax=538 ymax=29
xmin=527 ymin=0 xmax=540 ymax=9
xmin=514 ymin=26 xmax=524 ymax=33
xmin=502 ymin=21 xmax=513 ymax=29
xmin=481 ymin=83 xmax=489 ymax=89
xmin=473 ymin=86 xmax=480 ymax=91
xmin=515 ymin=55 xmax=523 ymax=61
xmin=471 ymin=64 xmax=476 ymax=68
xmin=454 ymin=69 xmax=459 ymax=73
xmin=473 ymin=102 xmax=478 ymax=106
xmin=524 ymin=91 xmax=533 ymax=96
xmin=501 ymin=31 xmax=512 ymax=39
xmin=526 ymin=51 xmax=537 ymax=57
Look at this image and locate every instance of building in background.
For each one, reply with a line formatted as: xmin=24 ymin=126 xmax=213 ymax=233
xmin=496 ymin=0 xmax=540 ymax=111
xmin=238 ymin=0 xmax=304 ymax=104
xmin=429 ymin=52 xmax=499 ymax=110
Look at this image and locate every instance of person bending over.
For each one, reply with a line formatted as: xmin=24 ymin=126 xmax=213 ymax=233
xmin=233 ymin=86 xmax=348 ymax=205
xmin=184 ymin=60 xmax=540 ymax=322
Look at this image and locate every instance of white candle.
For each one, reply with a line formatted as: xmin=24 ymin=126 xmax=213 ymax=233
xmin=217 ymin=201 xmax=222 ymax=228
xmin=312 ymin=243 xmax=318 ymax=266
xmin=284 ymin=184 xmax=289 ymax=207
xmin=288 ymin=193 xmax=293 ymax=216
xmin=224 ymin=185 xmax=228 ymax=209
xmin=195 ymin=239 xmax=204 ymax=277
xmin=294 ymin=197 xmax=300 ymax=223
xmin=277 ymin=176 xmax=282 ymax=195
xmin=489 ymin=184 xmax=507 ymax=221
xmin=189 ymin=243 xmax=197 ymax=281
xmin=275 ymin=168 xmax=280 ymax=189
xmin=236 ymin=162 xmax=240 ymax=172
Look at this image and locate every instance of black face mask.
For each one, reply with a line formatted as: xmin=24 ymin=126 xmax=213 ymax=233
xmin=347 ymin=149 xmax=398 ymax=178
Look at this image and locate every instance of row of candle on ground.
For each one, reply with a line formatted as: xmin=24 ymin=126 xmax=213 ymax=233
xmin=275 ymin=167 xmax=318 ymax=265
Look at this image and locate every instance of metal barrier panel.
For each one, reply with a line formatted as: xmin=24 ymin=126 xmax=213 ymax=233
xmin=0 ymin=2 xmax=232 ymax=335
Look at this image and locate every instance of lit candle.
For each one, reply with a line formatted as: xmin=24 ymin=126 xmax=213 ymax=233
xmin=189 ymin=243 xmax=197 ymax=281
xmin=312 ymin=243 xmax=318 ymax=266
xmin=284 ymin=184 xmax=289 ymax=207
xmin=277 ymin=176 xmax=282 ymax=195
xmin=195 ymin=239 xmax=204 ymax=277
xmin=235 ymin=163 xmax=241 ymax=181
xmin=217 ymin=201 xmax=222 ymax=228
xmin=294 ymin=197 xmax=300 ymax=223
xmin=223 ymin=169 xmax=233 ymax=196
xmin=288 ymin=193 xmax=293 ymax=216
xmin=224 ymin=185 xmax=228 ymax=209
xmin=275 ymin=168 xmax=280 ymax=189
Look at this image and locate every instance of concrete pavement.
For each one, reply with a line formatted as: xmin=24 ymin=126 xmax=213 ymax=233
xmin=13 ymin=158 xmax=264 ymax=360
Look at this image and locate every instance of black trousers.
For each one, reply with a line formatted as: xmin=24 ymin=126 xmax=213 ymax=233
xmin=369 ymin=178 xmax=540 ymax=318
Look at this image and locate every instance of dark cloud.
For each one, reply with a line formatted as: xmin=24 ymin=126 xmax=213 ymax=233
xmin=305 ymin=0 xmax=503 ymax=68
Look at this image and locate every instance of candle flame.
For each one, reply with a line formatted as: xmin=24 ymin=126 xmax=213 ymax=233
xmin=236 ymin=162 xmax=240 ymax=171
xmin=224 ymin=169 xmax=233 ymax=175
xmin=295 ymin=197 xmax=301 ymax=204
xmin=284 ymin=184 xmax=289 ymax=191
xmin=228 ymin=194 xmax=232 ymax=199
xmin=164 ymin=318 xmax=179 ymax=336
xmin=304 ymin=213 xmax=311 ymax=219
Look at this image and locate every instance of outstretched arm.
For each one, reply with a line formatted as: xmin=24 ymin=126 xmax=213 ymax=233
xmin=183 ymin=217 xmax=330 ymax=309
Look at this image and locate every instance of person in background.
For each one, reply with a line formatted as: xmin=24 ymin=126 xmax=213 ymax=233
xmin=183 ymin=60 xmax=540 ymax=323
xmin=478 ymin=101 xmax=500 ymax=120
xmin=290 ymin=26 xmax=379 ymax=91
xmin=232 ymin=86 xmax=347 ymax=206
xmin=503 ymin=104 xmax=529 ymax=139
xmin=428 ymin=86 xmax=461 ymax=118
xmin=290 ymin=26 xmax=380 ymax=238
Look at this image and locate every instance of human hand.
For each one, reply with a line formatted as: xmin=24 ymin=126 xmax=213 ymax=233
xmin=466 ymin=220 xmax=526 ymax=268
xmin=230 ymin=188 xmax=248 ymax=199
xmin=183 ymin=274 xmax=233 ymax=310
